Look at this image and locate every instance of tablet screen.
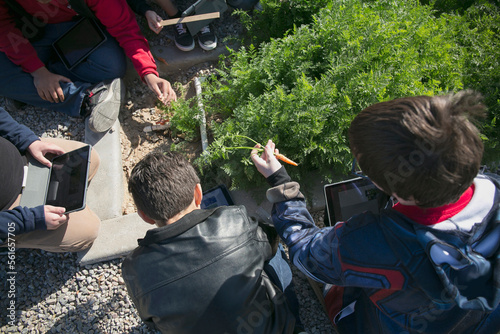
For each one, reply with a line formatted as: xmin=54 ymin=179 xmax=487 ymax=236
xmin=45 ymin=145 xmax=91 ymax=213
xmin=201 ymin=185 xmax=234 ymax=209
xmin=324 ymin=177 xmax=390 ymax=225
xmin=52 ymin=18 xmax=107 ymax=70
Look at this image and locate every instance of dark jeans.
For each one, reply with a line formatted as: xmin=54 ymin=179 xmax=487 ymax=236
xmin=0 ymin=21 xmax=126 ymax=117
xmin=265 ymin=243 xmax=305 ymax=331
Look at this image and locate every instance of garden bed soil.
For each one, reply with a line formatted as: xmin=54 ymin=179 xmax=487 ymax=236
xmin=120 ymin=63 xmax=216 ymax=214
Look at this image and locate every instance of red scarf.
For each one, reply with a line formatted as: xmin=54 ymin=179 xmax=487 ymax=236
xmin=393 ymin=185 xmax=474 ymax=225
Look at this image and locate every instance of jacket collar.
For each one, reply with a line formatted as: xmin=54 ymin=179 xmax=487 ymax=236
xmin=138 ymin=208 xmax=218 ymax=246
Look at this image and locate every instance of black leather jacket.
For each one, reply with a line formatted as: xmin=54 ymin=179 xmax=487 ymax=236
xmin=122 ymin=205 xmax=296 ymax=334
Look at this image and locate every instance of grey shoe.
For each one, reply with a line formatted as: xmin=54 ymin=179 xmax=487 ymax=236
xmin=82 ymin=78 xmax=124 ymax=133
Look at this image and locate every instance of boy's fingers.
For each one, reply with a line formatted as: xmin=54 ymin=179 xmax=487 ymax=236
xmin=264 ymin=145 xmax=274 ymax=160
xmin=38 ymin=156 xmax=52 ymax=168
xmin=251 ymin=145 xmax=262 ymax=164
xmin=47 ymin=205 xmax=66 ymax=215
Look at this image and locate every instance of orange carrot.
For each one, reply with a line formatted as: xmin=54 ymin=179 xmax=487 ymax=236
xmin=275 ymin=153 xmax=298 ymax=166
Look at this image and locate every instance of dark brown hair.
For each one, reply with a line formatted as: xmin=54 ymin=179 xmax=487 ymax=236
xmin=128 ymin=151 xmax=200 ymax=222
xmin=348 ymin=90 xmax=485 ymax=207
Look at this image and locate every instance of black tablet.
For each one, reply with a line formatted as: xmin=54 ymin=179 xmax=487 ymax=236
xmin=201 ymin=184 xmax=234 ymax=209
xmin=324 ymin=177 xmax=390 ymax=226
xmin=52 ymin=18 xmax=107 ymax=70
xmin=45 ymin=145 xmax=91 ymax=213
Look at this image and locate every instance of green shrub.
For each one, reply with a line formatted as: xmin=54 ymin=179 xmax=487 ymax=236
xmin=457 ymin=3 xmax=500 ymax=164
xmin=169 ymin=0 xmax=499 ymax=189
xmin=237 ymin=0 xmax=331 ymax=46
xmin=168 ymin=97 xmax=201 ymax=142
xmin=194 ymin=0 xmax=470 ymax=189
xmin=419 ymin=0 xmax=479 ymax=15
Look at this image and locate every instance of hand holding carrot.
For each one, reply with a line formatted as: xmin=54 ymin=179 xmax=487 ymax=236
xmin=251 ymin=140 xmax=283 ymax=178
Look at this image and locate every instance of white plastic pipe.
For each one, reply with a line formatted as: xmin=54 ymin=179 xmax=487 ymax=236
xmin=194 ymin=77 xmax=209 ymax=152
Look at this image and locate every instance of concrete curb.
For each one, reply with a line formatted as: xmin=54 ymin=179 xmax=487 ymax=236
xmin=84 ymin=119 xmax=123 ymax=221
xmin=77 ymin=213 xmax=155 ymax=265
xmin=151 ymin=43 xmax=236 ymax=76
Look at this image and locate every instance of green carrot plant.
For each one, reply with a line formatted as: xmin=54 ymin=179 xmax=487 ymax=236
xmin=165 ymin=0 xmax=500 ymax=188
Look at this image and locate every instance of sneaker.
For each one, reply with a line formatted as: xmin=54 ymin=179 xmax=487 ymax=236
xmin=197 ymin=25 xmax=217 ymax=51
xmin=174 ymin=22 xmax=195 ymax=52
xmin=3 ymin=97 xmax=26 ymax=111
xmin=82 ymin=78 xmax=124 ymax=133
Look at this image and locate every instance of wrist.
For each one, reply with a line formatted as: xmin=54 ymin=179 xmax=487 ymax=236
xmin=26 ymin=138 xmax=40 ymax=151
xmin=142 ymin=72 xmax=157 ymax=83
xmin=266 ymin=166 xmax=291 ymax=187
xmin=30 ymin=66 xmax=49 ymax=78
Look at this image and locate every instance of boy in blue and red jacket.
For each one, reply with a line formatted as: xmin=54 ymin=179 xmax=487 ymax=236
xmin=252 ymin=90 xmax=500 ymax=333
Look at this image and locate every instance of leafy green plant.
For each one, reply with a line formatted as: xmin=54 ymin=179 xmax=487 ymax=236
xmin=455 ymin=3 xmax=500 ymax=164
xmin=169 ymin=0 xmax=499 ymax=189
xmin=166 ymin=97 xmax=201 ymax=142
xmin=236 ymin=0 xmax=331 ymax=46
xmin=419 ymin=0 xmax=492 ymax=15
xmin=194 ymin=0 xmax=472 ymax=189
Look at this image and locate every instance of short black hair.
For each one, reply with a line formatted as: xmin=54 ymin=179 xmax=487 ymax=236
xmin=128 ymin=151 xmax=200 ymax=222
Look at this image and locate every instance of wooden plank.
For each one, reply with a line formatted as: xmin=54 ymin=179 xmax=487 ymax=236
xmin=159 ymin=12 xmax=220 ymax=26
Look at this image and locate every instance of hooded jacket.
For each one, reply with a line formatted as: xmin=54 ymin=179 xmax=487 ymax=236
xmin=121 ymin=205 xmax=296 ymax=334
xmin=266 ymin=168 xmax=500 ymax=333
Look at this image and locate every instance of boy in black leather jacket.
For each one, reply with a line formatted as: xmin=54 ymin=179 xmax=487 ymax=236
xmin=122 ymin=151 xmax=303 ymax=334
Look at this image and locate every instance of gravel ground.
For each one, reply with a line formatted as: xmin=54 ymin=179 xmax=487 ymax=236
xmin=0 ymin=3 xmax=336 ymax=333
xmin=0 ymin=152 xmax=335 ymax=333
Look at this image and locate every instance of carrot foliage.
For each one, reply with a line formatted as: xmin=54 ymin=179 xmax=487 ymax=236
xmin=164 ymin=0 xmax=500 ymax=190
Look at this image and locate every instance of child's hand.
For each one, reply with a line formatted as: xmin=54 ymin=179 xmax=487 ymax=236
xmin=251 ymin=140 xmax=282 ymax=178
xmin=145 ymin=10 xmax=163 ymax=34
xmin=143 ymin=74 xmax=177 ymax=104
xmin=27 ymin=140 xmax=65 ymax=168
xmin=44 ymin=205 xmax=68 ymax=230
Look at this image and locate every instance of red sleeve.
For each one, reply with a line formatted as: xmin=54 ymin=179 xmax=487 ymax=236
xmin=0 ymin=1 xmax=45 ymax=73
xmin=86 ymin=0 xmax=158 ymax=79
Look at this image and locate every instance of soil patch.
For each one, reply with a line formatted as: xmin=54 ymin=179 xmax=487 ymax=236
xmin=119 ymin=3 xmax=244 ymax=214
xmin=119 ymin=63 xmax=217 ymax=215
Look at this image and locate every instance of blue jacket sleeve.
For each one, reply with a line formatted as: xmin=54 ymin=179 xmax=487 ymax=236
xmin=265 ymin=167 xmax=345 ymax=284
xmin=267 ymin=169 xmax=404 ymax=291
xmin=0 ymin=205 xmax=46 ymax=244
xmin=0 ymin=107 xmax=39 ymax=152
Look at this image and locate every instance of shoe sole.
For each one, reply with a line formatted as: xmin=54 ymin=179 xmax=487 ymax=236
xmin=198 ymin=36 xmax=217 ymax=51
xmin=175 ymin=40 xmax=195 ymax=52
xmin=88 ymin=78 xmax=124 ymax=133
